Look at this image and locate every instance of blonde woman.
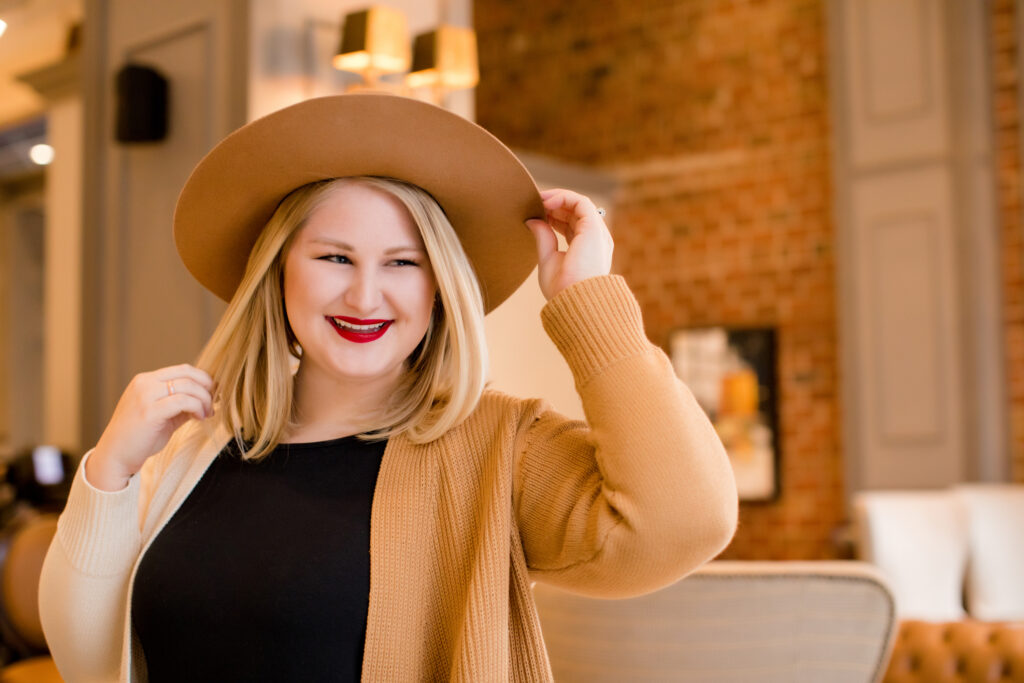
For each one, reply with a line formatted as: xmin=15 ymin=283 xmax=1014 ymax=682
xmin=39 ymin=94 xmax=738 ymax=682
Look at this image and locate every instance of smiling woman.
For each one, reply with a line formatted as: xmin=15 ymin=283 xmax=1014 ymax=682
xmin=280 ymin=178 xmax=468 ymax=446
xmin=286 ymin=182 xmax=436 ymax=380
xmin=37 ymin=93 xmax=738 ymax=683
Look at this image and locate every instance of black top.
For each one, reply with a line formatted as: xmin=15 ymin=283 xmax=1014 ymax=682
xmin=131 ymin=435 xmax=386 ymax=682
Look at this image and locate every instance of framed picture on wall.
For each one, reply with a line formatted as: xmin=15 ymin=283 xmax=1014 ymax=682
xmin=668 ymin=327 xmax=780 ymax=502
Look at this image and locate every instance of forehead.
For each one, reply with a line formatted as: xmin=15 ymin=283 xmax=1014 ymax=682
xmin=298 ymin=182 xmax=424 ymax=248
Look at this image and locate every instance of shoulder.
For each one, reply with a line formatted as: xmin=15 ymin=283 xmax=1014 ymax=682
xmin=431 ymin=388 xmax=550 ymax=449
xmin=476 ymin=387 xmax=550 ymax=428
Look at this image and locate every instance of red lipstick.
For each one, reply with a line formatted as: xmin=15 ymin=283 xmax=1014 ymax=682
xmin=327 ymin=316 xmax=392 ymax=343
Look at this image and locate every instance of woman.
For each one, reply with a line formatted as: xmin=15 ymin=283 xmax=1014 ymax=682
xmin=39 ymin=93 xmax=737 ymax=682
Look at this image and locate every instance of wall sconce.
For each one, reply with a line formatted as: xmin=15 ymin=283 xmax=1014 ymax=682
xmin=332 ymin=7 xmax=410 ymax=88
xmin=333 ymin=5 xmax=478 ymax=102
xmin=407 ymin=25 xmax=478 ymax=91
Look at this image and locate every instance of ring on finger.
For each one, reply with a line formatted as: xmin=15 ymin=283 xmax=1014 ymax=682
xmin=167 ymin=380 xmax=175 ymax=397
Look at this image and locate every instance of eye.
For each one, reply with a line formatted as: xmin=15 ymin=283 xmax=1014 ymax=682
xmin=318 ymin=254 xmax=351 ymax=264
xmin=390 ymin=258 xmax=421 ymax=267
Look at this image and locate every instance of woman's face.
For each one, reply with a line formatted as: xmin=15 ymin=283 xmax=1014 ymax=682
xmin=283 ymin=182 xmax=437 ymax=392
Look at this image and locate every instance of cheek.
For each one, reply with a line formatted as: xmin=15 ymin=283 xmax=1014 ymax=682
xmin=417 ymin=279 xmax=438 ymax=324
xmin=281 ymin=260 xmax=311 ymax=331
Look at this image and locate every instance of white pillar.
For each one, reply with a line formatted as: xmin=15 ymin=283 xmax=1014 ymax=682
xmin=18 ymin=56 xmax=84 ymax=453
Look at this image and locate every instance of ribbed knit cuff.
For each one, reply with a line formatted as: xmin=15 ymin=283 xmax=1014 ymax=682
xmin=540 ymin=275 xmax=651 ymax=387
xmin=55 ymin=450 xmax=143 ymax=576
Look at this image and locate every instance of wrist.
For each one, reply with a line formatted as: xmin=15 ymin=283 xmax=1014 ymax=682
xmin=84 ymin=448 xmax=135 ymax=492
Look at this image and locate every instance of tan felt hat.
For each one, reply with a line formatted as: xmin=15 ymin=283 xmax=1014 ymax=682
xmin=173 ymin=93 xmax=544 ymax=313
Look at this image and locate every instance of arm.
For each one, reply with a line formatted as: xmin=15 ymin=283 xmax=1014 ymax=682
xmin=38 ymin=363 xmax=214 ymax=681
xmin=516 ymin=190 xmax=737 ymax=596
xmin=513 ymin=277 xmax=738 ymax=598
xmin=38 ymin=450 xmax=144 ymax=681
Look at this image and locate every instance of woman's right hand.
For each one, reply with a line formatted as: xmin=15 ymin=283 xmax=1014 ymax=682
xmin=86 ymin=364 xmax=216 ymax=491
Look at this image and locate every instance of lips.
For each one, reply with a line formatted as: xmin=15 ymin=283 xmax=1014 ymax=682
xmin=327 ymin=315 xmax=392 ymax=343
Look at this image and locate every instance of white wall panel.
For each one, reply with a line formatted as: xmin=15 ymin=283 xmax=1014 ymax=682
xmin=869 ymin=216 xmax=943 ymax=441
xmin=829 ymin=0 xmax=1006 ymax=493
xmin=843 ymin=0 xmax=948 ymax=168
xmin=850 ymin=167 xmax=964 ymax=488
xmin=116 ymin=24 xmax=223 ymax=380
xmin=82 ymin=0 xmax=246 ymax=444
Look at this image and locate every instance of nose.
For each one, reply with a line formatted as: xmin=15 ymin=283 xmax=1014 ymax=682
xmin=343 ymin=265 xmax=383 ymax=314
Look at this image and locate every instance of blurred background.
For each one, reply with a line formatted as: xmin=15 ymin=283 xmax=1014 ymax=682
xmin=0 ymin=0 xmax=1020 ymax=566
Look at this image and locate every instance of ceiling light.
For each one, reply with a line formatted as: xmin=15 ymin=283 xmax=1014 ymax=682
xmin=0 ymin=18 xmax=7 ymax=38
xmin=29 ymin=144 xmax=54 ymax=165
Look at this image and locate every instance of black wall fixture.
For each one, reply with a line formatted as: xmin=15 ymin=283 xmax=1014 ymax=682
xmin=115 ymin=64 xmax=169 ymax=143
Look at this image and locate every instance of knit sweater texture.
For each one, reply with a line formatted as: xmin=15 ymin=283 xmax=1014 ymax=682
xmin=38 ymin=275 xmax=738 ymax=682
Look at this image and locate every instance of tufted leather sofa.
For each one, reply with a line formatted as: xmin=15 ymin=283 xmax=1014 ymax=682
xmin=883 ymin=620 xmax=1024 ymax=683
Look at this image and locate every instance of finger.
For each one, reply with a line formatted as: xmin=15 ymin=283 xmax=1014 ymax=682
xmin=156 ymin=377 xmax=214 ymax=412
xmin=541 ymin=195 xmax=604 ymax=234
xmin=155 ymin=393 xmax=210 ymax=422
xmin=543 ymin=204 xmax=601 ymax=230
xmin=540 ymin=187 xmax=587 ymax=203
xmin=542 ymin=211 xmax=593 ymax=243
xmin=544 ymin=215 xmax=577 ymax=236
xmin=526 ymin=219 xmax=559 ymax=262
xmin=541 ymin=189 xmax=593 ymax=214
xmin=154 ymin=364 xmax=215 ymax=390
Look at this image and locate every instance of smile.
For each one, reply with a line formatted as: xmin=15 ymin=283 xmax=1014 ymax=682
xmin=327 ymin=316 xmax=392 ymax=343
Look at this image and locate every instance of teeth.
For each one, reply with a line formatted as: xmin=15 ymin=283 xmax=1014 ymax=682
xmin=332 ymin=318 xmax=387 ymax=332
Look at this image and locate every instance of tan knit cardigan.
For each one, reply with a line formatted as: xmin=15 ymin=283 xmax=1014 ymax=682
xmin=39 ymin=275 xmax=738 ymax=682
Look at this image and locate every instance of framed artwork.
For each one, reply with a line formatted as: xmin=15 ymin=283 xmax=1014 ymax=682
xmin=669 ymin=327 xmax=780 ymax=502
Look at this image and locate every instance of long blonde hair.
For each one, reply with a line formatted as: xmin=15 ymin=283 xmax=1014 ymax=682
xmin=190 ymin=176 xmax=488 ymax=461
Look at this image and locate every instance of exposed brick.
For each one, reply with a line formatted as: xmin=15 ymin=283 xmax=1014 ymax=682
xmin=992 ymin=0 xmax=1024 ymax=482
xmin=476 ymin=0 xmax=1023 ymax=559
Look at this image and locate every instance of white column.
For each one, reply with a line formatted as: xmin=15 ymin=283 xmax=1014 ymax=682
xmin=18 ymin=56 xmax=84 ymax=453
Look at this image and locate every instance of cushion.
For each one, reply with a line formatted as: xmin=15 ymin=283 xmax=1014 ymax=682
xmin=853 ymin=491 xmax=968 ymax=621
xmin=956 ymin=484 xmax=1024 ymax=622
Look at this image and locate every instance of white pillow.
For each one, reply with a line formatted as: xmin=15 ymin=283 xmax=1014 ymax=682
xmin=853 ymin=490 xmax=968 ymax=621
xmin=956 ymin=484 xmax=1024 ymax=621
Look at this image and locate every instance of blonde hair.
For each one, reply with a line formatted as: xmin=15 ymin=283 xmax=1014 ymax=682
xmin=190 ymin=176 xmax=488 ymax=461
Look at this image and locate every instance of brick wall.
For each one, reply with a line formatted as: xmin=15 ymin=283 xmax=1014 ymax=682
xmin=476 ymin=0 xmax=843 ymax=558
xmin=992 ymin=0 xmax=1024 ymax=484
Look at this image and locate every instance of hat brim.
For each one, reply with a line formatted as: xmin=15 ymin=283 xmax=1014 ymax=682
xmin=173 ymin=93 xmax=544 ymax=313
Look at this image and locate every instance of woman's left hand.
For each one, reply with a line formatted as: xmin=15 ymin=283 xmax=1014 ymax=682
xmin=526 ymin=188 xmax=614 ymax=301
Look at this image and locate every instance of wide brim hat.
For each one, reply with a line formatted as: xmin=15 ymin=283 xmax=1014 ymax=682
xmin=173 ymin=93 xmax=544 ymax=313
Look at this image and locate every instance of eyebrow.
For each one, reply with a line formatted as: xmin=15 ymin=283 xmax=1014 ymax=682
xmin=308 ymin=237 xmax=425 ymax=254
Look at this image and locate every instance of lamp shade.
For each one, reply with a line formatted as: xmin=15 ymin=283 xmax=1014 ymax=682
xmin=407 ymin=25 xmax=478 ymax=90
xmin=333 ymin=6 xmax=410 ymax=74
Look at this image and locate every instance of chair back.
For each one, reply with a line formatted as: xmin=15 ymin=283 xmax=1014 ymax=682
xmin=532 ymin=560 xmax=897 ymax=683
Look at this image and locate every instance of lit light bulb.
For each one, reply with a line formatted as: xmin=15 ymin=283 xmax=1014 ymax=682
xmin=0 ymin=19 xmax=7 ymax=38
xmin=30 ymin=144 xmax=55 ymax=165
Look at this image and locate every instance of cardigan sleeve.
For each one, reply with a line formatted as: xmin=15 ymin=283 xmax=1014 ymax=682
xmin=38 ymin=449 xmax=144 ymax=682
xmin=512 ymin=275 xmax=738 ymax=598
